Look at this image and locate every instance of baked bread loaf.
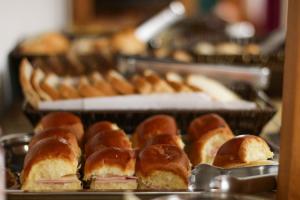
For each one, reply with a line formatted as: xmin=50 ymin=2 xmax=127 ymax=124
xmin=187 ymin=114 xmax=234 ymax=166
xmin=136 ymin=144 xmax=191 ymax=190
xmin=21 ymin=137 xmax=81 ymax=191
xmin=132 ymin=115 xmax=178 ymax=148
xmin=34 ymin=112 xmax=84 ymax=143
xmin=213 ymin=135 xmax=274 ymax=168
xmin=84 ymin=147 xmax=137 ymax=190
xmin=85 ymin=130 xmax=131 ymax=157
xmin=29 ymin=128 xmax=81 ymax=158
xmin=85 ymin=121 xmax=119 ymax=142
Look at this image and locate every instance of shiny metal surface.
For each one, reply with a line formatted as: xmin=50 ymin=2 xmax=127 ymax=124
xmin=118 ymin=56 xmax=270 ymax=89
xmin=152 ymin=193 xmax=270 ymax=200
xmin=0 ymin=133 xmax=32 ymax=173
xmin=189 ymin=164 xmax=278 ymax=193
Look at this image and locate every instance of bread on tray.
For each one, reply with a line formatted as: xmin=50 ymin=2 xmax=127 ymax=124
xmin=34 ymin=112 xmax=84 ymax=143
xmin=21 ymin=137 xmax=81 ymax=191
xmin=213 ymin=135 xmax=274 ymax=168
xmin=136 ymin=144 xmax=191 ymax=190
xmin=187 ymin=114 xmax=234 ymax=166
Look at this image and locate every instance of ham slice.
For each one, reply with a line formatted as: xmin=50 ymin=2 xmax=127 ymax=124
xmin=36 ymin=175 xmax=79 ymax=184
xmin=94 ymin=175 xmax=137 ymax=183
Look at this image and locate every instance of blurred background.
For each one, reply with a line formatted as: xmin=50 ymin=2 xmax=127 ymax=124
xmin=0 ymin=0 xmax=287 ymax=118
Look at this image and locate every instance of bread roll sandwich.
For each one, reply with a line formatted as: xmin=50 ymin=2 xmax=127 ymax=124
xmin=213 ymin=135 xmax=274 ymax=168
xmin=84 ymin=147 xmax=137 ymax=190
xmin=85 ymin=121 xmax=119 ymax=142
xmin=187 ymin=114 xmax=234 ymax=166
xmin=29 ymin=128 xmax=81 ymax=158
xmin=136 ymin=144 xmax=191 ymax=190
xmin=132 ymin=115 xmax=178 ymax=148
xmin=21 ymin=137 xmax=81 ymax=191
xmin=85 ymin=130 xmax=131 ymax=157
xmin=34 ymin=112 xmax=84 ymax=143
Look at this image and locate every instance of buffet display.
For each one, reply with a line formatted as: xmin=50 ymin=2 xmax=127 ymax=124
xmin=8 ymin=112 xmax=275 ymax=192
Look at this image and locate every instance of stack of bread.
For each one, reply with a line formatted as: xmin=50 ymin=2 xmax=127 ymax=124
xmin=19 ymin=58 xmax=240 ymax=109
xmin=186 ymin=114 xmax=234 ymax=166
xmin=83 ymin=121 xmax=137 ymax=190
xmin=21 ymin=112 xmax=83 ymax=191
xmin=132 ymin=115 xmax=191 ymax=190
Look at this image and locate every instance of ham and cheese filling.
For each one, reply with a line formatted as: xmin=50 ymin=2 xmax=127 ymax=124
xmin=36 ymin=174 xmax=79 ymax=184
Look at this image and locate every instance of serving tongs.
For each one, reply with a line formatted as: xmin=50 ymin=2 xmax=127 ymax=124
xmin=189 ymin=164 xmax=278 ymax=193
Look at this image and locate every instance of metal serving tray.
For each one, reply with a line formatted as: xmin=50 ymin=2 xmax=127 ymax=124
xmin=1 ymin=133 xmax=277 ymax=200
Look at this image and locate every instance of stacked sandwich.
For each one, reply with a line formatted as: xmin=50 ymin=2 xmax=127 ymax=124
xmin=132 ymin=115 xmax=191 ymax=190
xmin=21 ymin=112 xmax=84 ymax=191
xmin=83 ymin=121 xmax=137 ymax=190
xmin=186 ymin=113 xmax=274 ymax=168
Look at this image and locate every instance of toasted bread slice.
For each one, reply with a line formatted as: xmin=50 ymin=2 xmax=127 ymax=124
xmin=106 ymin=70 xmax=135 ymax=95
xmin=89 ymin=72 xmax=116 ymax=96
xmin=40 ymin=73 xmax=61 ymax=100
xmin=78 ymin=76 xmax=104 ymax=97
xmin=143 ymin=70 xmax=174 ymax=93
xmin=19 ymin=59 xmax=40 ymax=108
xmin=131 ymin=75 xmax=152 ymax=94
xmin=58 ymin=77 xmax=80 ymax=99
xmin=31 ymin=68 xmax=52 ymax=101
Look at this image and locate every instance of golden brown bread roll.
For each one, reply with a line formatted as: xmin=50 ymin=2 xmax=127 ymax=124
xmin=110 ymin=28 xmax=146 ymax=55
xmin=19 ymin=32 xmax=70 ymax=55
xmin=58 ymin=77 xmax=80 ymax=99
xmin=21 ymin=137 xmax=81 ymax=191
xmin=31 ymin=68 xmax=52 ymax=101
xmin=145 ymin=134 xmax=184 ymax=149
xmin=187 ymin=114 xmax=234 ymax=166
xmin=85 ymin=130 xmax=132 ymax=158
xmin=132 ymin=115 xmax=178 ymax=148
xmin=85 ymin=121 xmax=119 ymax=142
xmin=84 ymin=147 xmax=137 ymax=190
xmin=29 ymin=128 xmax=81 ymax=158
xmin=34 ymin=112 xmax=84 ymax=143
xmin=136 ymin=144 xmax=191 ymax=189
xmin=213 ymin=135 xmax=274 ymax=168
xmin=187 ymin=114 xmax=232 ymax=141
